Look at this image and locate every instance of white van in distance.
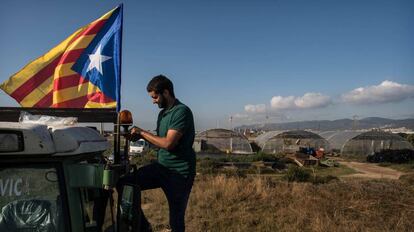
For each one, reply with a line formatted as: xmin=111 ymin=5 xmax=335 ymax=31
xmin=129 ymin=139 xmax=149 ymax=154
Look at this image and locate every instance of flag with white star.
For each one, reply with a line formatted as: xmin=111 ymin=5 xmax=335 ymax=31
xmin=0 ymin=5 xmax=123 ymax=111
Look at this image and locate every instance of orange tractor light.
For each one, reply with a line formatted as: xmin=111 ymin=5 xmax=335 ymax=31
xmin=119 ymin=110 xmax=133 ymax=125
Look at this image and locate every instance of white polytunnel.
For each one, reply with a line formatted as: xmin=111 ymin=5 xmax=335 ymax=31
xmin=256 ymin=130 xmax=329 ymax=154
xmin=194 ymin=128 xmax=253 ymax=154
xmin=341 ymin=130 xmax=414 ymax=156
xmin=318 ymin=131 xmax=364 ymax=152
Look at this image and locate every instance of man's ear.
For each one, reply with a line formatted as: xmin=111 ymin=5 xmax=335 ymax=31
xmin=163 ymin=89 xmax=171 ymax=98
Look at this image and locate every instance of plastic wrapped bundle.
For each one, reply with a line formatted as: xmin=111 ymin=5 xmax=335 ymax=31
xmin=19 ymin=111 xmax=77 ymax=126
xmin=0 ymin=199 xmax=56 ymax=232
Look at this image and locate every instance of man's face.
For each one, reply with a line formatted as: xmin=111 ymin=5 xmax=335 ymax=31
xmin=149 ymin=91 xmax=167 ymax=109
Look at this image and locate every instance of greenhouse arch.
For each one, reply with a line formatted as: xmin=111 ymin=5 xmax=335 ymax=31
xmin=256 ymin=130 xmax=329 ymax=154
xmin=194 ymin=128 xmax=253 ymax=154
xmin=341 ymin=130 xmax=414 ymax=156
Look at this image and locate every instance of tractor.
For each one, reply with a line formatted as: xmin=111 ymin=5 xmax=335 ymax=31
xmin=0 ymin=107 xmax=140 ymax=232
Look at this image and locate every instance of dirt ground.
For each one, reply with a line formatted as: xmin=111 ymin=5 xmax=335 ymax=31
xmin=339 ymin=161 xmax=403 ymax=179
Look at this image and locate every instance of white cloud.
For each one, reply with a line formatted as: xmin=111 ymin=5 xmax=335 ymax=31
xmin=342 ymin=80 xmax=414 ymax=104
xmin=244 ymin=104 xmax=266 ymax=113
xmin=270 ymin=96 xmax=296 ymax=110
xmin=294 ymin=93 xmax=332 ymax=109
xmin=270 ymin=93 xmax=331 ymax=110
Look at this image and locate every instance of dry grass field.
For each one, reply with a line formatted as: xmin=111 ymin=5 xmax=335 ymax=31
xmin=124 ymin=150 xmax=414 ymax=231
xmin=141 ymin=174 xmax=414 ymax=232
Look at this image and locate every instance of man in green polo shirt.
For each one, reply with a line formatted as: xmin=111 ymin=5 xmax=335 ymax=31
xmin=118 ymin=75 xmax=195 ymax=232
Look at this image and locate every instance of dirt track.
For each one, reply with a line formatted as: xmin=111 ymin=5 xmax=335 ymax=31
xmin=339 ymin=161 xmax=403 ymax=179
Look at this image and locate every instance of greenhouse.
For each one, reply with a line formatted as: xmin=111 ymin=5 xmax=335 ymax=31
xmin=255 ymin=131 xmax=284 ymax=149
xmin=341 ymin=130 xmax=414 ymax=156
xmin=256 ymin=130 xmax=329 ymax=154
xmin=194 ymin=128 xmax=253 ymax=154
xmin=318 ymin=131 xmax=363 ymax=152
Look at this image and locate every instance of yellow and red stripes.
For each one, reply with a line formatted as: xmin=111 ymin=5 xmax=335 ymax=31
xmin=0 ymin=7 xmax=117 ymax=108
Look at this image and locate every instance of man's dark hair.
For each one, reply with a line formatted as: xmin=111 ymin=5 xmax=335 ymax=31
xmin=146 ymin=75 xmax=175 ymax=98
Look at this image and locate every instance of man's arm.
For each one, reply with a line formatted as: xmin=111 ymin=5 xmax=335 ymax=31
xmin=132 ymin=127 xmax=183 ymax=151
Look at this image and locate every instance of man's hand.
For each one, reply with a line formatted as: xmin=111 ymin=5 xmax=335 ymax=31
xmin=130 ymin=126 xmax=142 ymax=135
xmin=129 ymin=126 xmax=183 ymax=151
xmin=127 ymin=126 xmax=142 ymax=141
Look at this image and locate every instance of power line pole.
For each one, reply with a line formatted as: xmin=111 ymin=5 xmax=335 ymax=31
xmin=352 ymin=115 xmax=359 ymax=130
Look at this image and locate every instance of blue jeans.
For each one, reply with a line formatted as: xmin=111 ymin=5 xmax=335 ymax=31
xmin=118 ymin=162 xmax=194 ymax=232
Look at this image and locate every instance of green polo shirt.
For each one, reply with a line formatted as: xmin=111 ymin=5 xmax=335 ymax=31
xmin=156 ymin=99 xmax=196 ymax=177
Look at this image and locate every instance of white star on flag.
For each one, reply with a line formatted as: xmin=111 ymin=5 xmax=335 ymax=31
xmin=87 ymin=45 xmax=112 ymax=75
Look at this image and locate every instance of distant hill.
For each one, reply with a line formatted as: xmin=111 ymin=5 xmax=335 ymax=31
xmin=236 ymin=117 xmax=414 ymax=131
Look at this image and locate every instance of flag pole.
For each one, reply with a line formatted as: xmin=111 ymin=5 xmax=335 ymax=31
xmin=114 ymin=4 xmax=123 ymax=164
xmin=117 ymin=3 xmax=123 ymax=112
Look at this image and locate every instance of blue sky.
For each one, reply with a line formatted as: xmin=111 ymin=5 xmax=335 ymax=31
xmin=1 ymin=0 xmax=413 ymax=131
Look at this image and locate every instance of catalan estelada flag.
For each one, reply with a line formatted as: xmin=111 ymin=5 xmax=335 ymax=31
xmin=0 ymin=5 xmax=123 ymax=111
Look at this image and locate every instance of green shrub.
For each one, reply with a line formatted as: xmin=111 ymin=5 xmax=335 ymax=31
xmin=311 ymin=175 xmax=338 ymax=184
xmin=284 ymin=166 xmax=311 ymax=182
xmin=197 ymin=158 xmax=220 ymax=175
xmin=212 ymin=152 xmax=281 ymax=163
xmin=283 ymin=166 xmax=339 ymax=184
xmin=221 ymin=168 xmax=246 ymax=178
xmin=248 ymin=152 xmax=279 ymax=162
xmin=131 ymin=149 xmax=157 ymax=166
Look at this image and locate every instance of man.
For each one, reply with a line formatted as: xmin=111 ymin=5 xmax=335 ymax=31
xmin=118 ymin=75 xmax=196 ymax=232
